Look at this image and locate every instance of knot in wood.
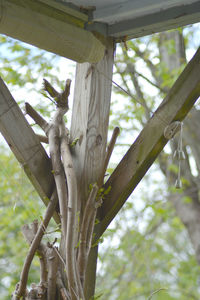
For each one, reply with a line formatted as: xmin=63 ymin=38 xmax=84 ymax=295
xmin=96 ymin=134 xmax=102 ymax=146
xmin=164 ymin=121 xmax=181 ymax=140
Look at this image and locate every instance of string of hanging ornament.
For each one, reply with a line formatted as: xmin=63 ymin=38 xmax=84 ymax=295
xmin=164 ymin=121 xmax=185 ymax=189
xmin=173 ymin=122 xmax=185 ymax=189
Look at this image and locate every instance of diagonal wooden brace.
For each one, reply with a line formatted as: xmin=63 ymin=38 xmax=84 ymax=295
xmin=96 ymin=46 xmax=200 ymax=240
xmin=0 ymin=78 xmax=60 ymax=224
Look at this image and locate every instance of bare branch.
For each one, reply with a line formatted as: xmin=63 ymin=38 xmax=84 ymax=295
xmin=24 ymin=102 xmax=49 ymax=133
xmin=47 ymin=246 xmax=58 ymax=300
xmin=36 ymin=134 xmax=48 ymax=144
xmin=131 ymin=71 xmax=151 ymax=120
xmin=77 ymin=184 xmax=99 ymax=286
xmin=46 ymin=79 xmax=70 ymax=256
xmin=43 ymin=79 xmax=60 ymax=99
xmin=135 ymin=70 xmax=167 ymax=94
xmin=13 ymin=190 xmax=58 ymax=299
xmin=43 ymin=78 xmax=71 ymax=109
xmin=114 ymin=64 xmax=134 ymax=97
xmin=132 ymin=46 xmax=169 ymax=93
xmin=60 ymin=121 xmax=84 ymax=299
xmin=57 ymin=271 xmax=71 ymax=300
xmin=22 ymin=220 xmax=48 ymax=285
xmin=133 ymin=47 xmax=160 ymax=82
xmin=48 ymin=122 xmax=68 ymax=237
xmin=44 ymin=77 xmax=81 ymax=299
xmin=22 ymin=219 xmax=38 ymax=244
xmin=120 ymin=50 xmax=151 ymax=119
xmin=147 ymin=288 xmax=168 ymax=300
xmin=98 ymin=127 xmax=120 ymax=187
xmin=86 ymin=197 xmax=103 ymax=252
xmin=27 ymin=282 xmax=47 ymax=299
xmin=39 ymin=246 xmax=48 ymax=286
xmin=62 ymin=79 xmax=71 ymax=103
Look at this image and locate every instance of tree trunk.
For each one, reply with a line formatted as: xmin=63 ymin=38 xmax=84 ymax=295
xmin=159 ymin=31 xmax=200 ymax=264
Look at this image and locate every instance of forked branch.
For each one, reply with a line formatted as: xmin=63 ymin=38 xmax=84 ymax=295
xmin=13 ymin=75 xmax=119 ymax=300
xmin=12 ymin=190 xmax=58 ymax=299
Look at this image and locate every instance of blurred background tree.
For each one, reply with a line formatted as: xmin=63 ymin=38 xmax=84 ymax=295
xmin=0 ymin=24 xmax=200 ymax=299
xmin=97 ymin=24 xmax=200 ymax=299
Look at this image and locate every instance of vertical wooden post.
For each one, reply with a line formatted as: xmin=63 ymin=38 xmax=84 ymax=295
xmin=70 ymin=38 xmax=114 ymax=299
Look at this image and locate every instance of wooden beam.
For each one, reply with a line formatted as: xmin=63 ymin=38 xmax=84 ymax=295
xmin=96 ymin=47 xmax=200 ymax=239
xmin=0 ymin=0 xmax=105 ymax=63
xmin=70 ymin=39 xmax=114 ymax=211
xmin=107 ymin=1 xmax=200 ymax=40
xmin=39 ymin=0 xmax=88 ymax=21
xmin=0 ymin=77 xmax=60 ymax=223
xmin=70 ymin=39 xmax=114 ymax=299
xmin=94 ymin=0 xmax=184 ymax=21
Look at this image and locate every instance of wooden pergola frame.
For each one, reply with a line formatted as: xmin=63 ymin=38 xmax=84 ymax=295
xmin=0 ymin=1 xmax=200 ymax=298
xmin=0 ymin=45 xmax=200 ymax=231
xmin=1 ymin=44 xmax=200 ymax=297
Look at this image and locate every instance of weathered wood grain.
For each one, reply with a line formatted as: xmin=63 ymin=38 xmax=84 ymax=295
xmin=70 ymin=40 xmax=114 ymax=209
xmin=0 ymin=77 xmax=59 ymax=223
xmin=108 ymin=1 xmax=200 ymax=40
xmin=97 ymin=46 xmax=200 ymax=239
xmin=70 ymin=39 xmax=114 ymax=299
xmin=0 ymin=0 xmax=104 ymax=63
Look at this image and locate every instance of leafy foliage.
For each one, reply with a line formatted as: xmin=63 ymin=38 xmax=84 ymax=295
xmin=0 ymin=147 xmax=44 ymax=299
xmin=96 ymin=25 xmax=200 ymax=299
xmin=97 ymin=189 xmax=200 ymax=299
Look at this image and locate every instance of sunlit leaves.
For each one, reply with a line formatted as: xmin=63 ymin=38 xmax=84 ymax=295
xmin=0 ymin=35 xmax=58 ymax=87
